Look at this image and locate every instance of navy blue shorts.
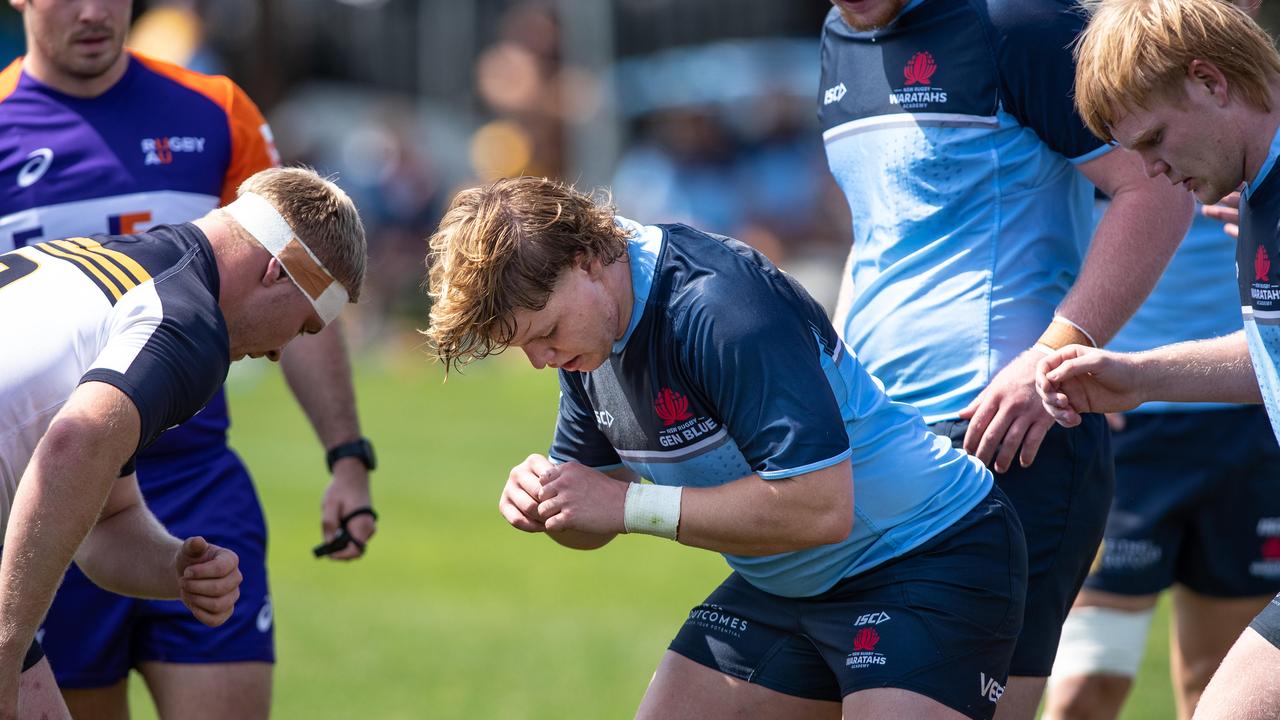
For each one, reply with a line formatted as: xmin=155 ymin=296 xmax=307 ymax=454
xmin=22 ymin=638 xmax=42 ymax=672
xmin=41 ymin=446 xmax=274 ymax=687
xmin=1085 ymin=407 xmax=1280 ymax=598
xmin=668 ymin=489 xmax=1027 ymax=720
xmin=1250 ymin=593 xmax=1280 ymax=648
xmin=932 ymin=413 xmax=1112 ymax=678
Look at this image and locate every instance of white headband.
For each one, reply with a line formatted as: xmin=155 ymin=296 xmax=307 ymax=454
xmin=222 ymin=192 xmax=349 ymax=326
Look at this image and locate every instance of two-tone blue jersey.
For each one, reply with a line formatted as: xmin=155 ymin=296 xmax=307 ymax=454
xmin=819 ymin=0 xmax=1108 ymax=422
xmin=550 ymin=220 xmax=993 ymax=598
xmin=1239 ymin=127 xmax=1280 ymax=442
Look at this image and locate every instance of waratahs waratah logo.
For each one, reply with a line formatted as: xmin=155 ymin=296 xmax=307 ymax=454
xmin=852 ymin=627 xmax=880 ymax=652
xmin=903 ymin=51 xmax=937 ymax=86
xmin=1258 ymin=245 xmax=1272 ymax=282
xmin=654 ymin=388 xmax=693 ymax=427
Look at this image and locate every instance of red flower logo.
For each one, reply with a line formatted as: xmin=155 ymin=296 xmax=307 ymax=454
xmin=654 ymin=388 xmax=693 ymax=427
xmin=1257 ymin=246 xmax=1271 ymax=282
xmin=852 ymin=627 xmax=880 ymax=652
xmin=1263 ymin=537 xmax=1280 ymax=560
xmin=903 ymin=51 xmax=937 ymax=86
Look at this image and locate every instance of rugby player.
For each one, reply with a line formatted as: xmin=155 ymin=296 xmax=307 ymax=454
xmin=818 ymin=0 xmax=1192 ymax=715
xmin=1039 ymin=1 xmax=1280 ymax=716
xmin=0 ymin=166 xmax=366 ymax=719
xmin=427 ymin=176 xmax=1029 ymax=720
xmin=1043 ymin=194 xmax=1280 ymax=719
xmin=0 ymin=2 xmax=377 ymax=717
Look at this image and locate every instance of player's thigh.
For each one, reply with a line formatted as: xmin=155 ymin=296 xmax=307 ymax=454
xmin=138 ymin=661 xmax=272 ymax=720
xmin=637 ymin=651 xmax=838 ymax=720
xmin=19 ymin=657 xmax=71 ymax=720
xmin=1171 ymin=587 xmax=1274 ymax=686
xmin=934 ymin=414 xmax=1112 ymax=679
xmin=1192 ymin=627 xmax=1280 ymax=720
xmin=845 ymin=687 xmax=970 ymax=720
xmin=60 ymin=681 xmax=129 ymax=720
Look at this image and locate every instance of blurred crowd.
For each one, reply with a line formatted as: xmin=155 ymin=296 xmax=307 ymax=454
xmin=1 ymin=0 xmax=851 ymax=345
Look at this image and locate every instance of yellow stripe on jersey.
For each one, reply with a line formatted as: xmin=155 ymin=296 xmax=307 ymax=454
xmin=32 ymin=243 xmax=125 ymax=301
xmin=50 ymin=240 xmax=139 ymax=294
xmin=66 ymin=237 xmax=152 ymax=285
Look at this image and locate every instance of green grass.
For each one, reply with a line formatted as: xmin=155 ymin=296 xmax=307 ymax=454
xmin=119 ymin=347 xmax=1178 ymax=718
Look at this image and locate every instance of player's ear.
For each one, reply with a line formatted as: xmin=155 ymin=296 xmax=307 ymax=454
xmin=263 ymin=257 xmax=290 ymax=287
xmin=9 ymin=1 xmax=26 ymax=13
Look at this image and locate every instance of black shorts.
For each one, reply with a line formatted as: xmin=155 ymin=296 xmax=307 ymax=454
xmin=932 ymin=413 xmax=1112 ymax=677
xmin=668 ymin=489 xmax=1027 ymax=720
xmin=1250 ymin=593 xmax=1280 ymax=649
xmin=1085 ymin=407 xmax=1280 ymax=598
xmin=22 ymin=637 xmax=43 ymax=672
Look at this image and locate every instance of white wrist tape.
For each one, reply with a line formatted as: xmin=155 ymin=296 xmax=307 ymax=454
xmin=222 ymin=192 xmax=348 ymax=326
xmin=623 ymin=483 xmax=682 ymax=540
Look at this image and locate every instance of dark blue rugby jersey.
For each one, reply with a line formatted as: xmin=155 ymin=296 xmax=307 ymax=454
xmin=551 ymin=219 xmax=993 ymax=597
xmin=0 ymin=222 xmax=229 ymax=537
xmin=819 ymin=0 xmax=1110 ymax=422
xmin=1239 ymin=127 xmax=1280 ymax=442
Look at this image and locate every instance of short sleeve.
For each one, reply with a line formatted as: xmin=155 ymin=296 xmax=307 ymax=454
xmin=990 ymin=0 xmax=1110 ymax=163
xmin=676 ymin=272 xmax=852 ymax=479
xmin=79 ymin=286 xmax=229 ymax=456
xmin=549 ymin=372 xmax=624 ymax=470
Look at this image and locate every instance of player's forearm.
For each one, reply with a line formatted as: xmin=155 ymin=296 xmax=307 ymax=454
xmin=0 ymin=422 xmax=124 ymax=662
xmin=1057 ymin=179 xmax=1192 ymax=344
xmin=280 ymin=319 xmax=363 ymax=447
xmin=76 ymin=495 xmax=181 ymax=599
xmin=676 ymin=461 xmax=853 ymax=556
xmin=1132 ymin=331 xmax=1261 ymax=404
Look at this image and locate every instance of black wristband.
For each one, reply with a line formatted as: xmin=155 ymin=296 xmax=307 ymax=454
xmin=326 ymin=437 xmax=376 ymax=472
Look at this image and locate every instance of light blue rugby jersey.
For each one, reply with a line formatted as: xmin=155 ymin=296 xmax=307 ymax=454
xmin=1238 ymin=127 xmax=1280 ymax=443
xmin=819 ymin=0 xmax=1109 ymax=423
xmin=1104 ymin=199 xmax=1243 ymax=413
xmin=549 ymin=219 xmax=993 ymax=598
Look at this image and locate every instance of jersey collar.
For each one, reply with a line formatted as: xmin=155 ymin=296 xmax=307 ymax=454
xmin=612 ymin=216 xmax=663 ymax=354
xmin=1245 ymin=123 xmax=1280 ymax=201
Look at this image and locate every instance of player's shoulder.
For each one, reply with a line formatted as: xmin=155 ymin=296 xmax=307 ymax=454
xmin=660 ymin=224 xmax=813 ymax=337
xmin=129 ymin=51 xmax=252 ymax=115
xmin=0 ymin=58 xmax=23 ymax=104
xmin=981 ymin=0 xmax=1087 ymax=45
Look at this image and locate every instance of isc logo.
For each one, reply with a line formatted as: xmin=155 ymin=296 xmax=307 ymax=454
xmin=854 ymin=611 xmax=890 ymax=626
xmin=824 ymin=82 xmax=848 ymax=106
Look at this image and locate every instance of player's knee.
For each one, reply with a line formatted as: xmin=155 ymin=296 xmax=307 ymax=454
xmin=1045 ymin=605 xmax=1154 ymax=717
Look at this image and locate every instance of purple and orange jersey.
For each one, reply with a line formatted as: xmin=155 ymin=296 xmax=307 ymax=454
xmin=0 ymin=50 xmax=278 ymax=248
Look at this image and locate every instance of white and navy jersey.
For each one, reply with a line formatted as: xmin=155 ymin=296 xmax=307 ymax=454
xmin=1238 ymin=128 xmax=1280 ymax=442
xmin=0 ymin=51 xmax=277 ymax=455
xmin=819 ymin=0 xmax=1109 ymax=422
xmin=551 ymin=220 xmax=993 ymax=598
xmin=0 ymin=223 xmax=228 ymax=540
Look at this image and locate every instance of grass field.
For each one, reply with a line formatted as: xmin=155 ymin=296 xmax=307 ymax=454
xmin=118 ymin=343 xmax=1181 ymax=719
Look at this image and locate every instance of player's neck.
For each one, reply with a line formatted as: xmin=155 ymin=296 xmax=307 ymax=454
xmin=606 ymin=256 xmax=633 ymax=343
xmin=1243 ymin=79 xmax=1280 ymax=189
xmin=22 ymin=50 xmax=129 ymax=99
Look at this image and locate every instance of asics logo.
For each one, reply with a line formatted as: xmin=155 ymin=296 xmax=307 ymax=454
xmin=17 ymin=148 xmax=53 ymax=188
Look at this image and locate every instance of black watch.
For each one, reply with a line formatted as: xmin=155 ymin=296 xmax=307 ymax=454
xmin=326 ymin=438 xmax=376 ymax=472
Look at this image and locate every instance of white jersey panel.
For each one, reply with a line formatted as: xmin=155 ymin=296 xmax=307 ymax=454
xmin=0 ymin=191 xmax=218 ymax=251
